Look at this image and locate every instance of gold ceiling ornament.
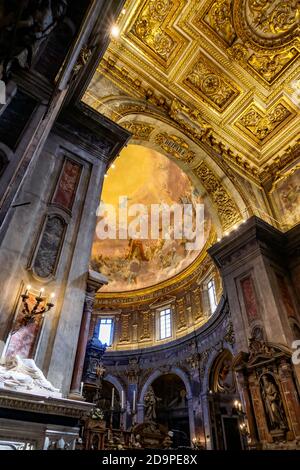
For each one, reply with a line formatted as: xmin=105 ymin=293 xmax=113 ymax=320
xmin=194 ymin=162 xmax=242 ymax=230
xmin=227 ymin=43 xmax=299 ymax=85
xmin=183 ymin=55 xmax=240 ymax=112
xmin=120 ymin=121 xmax=155 ymax=140
xmin=234 ymin=0 xmax=300 ymax=48
xmin=203 ymin=0 xmax=236 ymax=46
xmin=128 ymin=0 xmax=187 ymax=69
xmin=227 ymin=42 xmax=249 ymax=63
xmin=198 ymin=0 xmax=300 ymax=86
xmin=86 ymin=0 xmax=300 ymax=185
xmin=247 ymin=48 xmax=299 ymax=84
xmin=236 ymin=102 xmax=294 ymax=143
xmin=167 ymin=99 xmax=260 ymax=179
xmin=155 ymin=132 xmax=196 ymax=164
xmin=262 ymin=138 xmax=300 ymax=183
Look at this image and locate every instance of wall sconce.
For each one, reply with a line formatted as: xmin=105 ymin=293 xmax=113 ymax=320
xmin=239 ymin=422 xmax=249 ymax=436
xmin=233 ymin=399 xmax=250 ymax=444
xmin=233 ymin=399 xmax=243 ymax=414
xmin=192 ymin=437 xmax=205 ymax=450
xmin=16 ymin=285 xmax=55 ymax=331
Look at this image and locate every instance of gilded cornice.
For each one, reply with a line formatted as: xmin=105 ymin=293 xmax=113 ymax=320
xmin=262 ymin=138 xmax=300 ymax=184
xmin=86 ymin=61 xmax=261 ymax=179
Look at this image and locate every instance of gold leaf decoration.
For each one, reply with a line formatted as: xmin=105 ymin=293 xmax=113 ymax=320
xmin=237 ymin=103 xmax=293 ymax=142
xmin=194 ymin=162 xmax=241 ymax=230
xmin=184 ymin=56 xmax=239 ymax=112
xmin=155 ymin=132 xmax=196 ymax=163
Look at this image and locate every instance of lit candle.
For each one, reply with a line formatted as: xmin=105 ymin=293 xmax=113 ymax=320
xmin=133 ymin=390 xmax=136 ymax=413
xmin=121 ymin=390 xmax=124 ymax=409
xmin=25 ymin=285 xmax=31 ymax=295
xmin=80 ymin=381 xmax=84 ymax=396
xmin=111 ymin=387 xmax=115 ymax=409
xmin=39 ymin=287 xmax=45 ymax=297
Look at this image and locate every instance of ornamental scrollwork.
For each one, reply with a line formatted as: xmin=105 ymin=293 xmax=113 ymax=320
xmin=184 ymin=56 xmax=239 ymax=112
xmin=237 ymin=103 xmax=293 ymax=142
xmin=201 ymin=0 xmax=300 ymax=85
xmin=121 ymin=121 xmax=154 ymax=140
xmin=155 ymin=132 xmax=196 ymax=164
xmin=194 ymin=163 xmax=242 ymax=231
xmin=246 ymin=0 xmax=299 ymax=39
xmin=130 ymin=0 xmax=178 ymax=63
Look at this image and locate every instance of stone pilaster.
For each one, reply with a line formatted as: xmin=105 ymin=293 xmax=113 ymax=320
xmin=208 ymin=216 xmax=300 ymax=354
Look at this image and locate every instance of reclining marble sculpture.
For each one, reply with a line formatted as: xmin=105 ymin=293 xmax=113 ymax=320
xmin=0 ymin=355 xmax=61 ymax=398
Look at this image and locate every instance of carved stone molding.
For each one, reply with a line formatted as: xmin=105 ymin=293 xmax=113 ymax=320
xmin=120 ymin=121 xmax=154 ymax=140
xmin=0 ymin=390 xmax=93 ymax=419
xmin=194 ymin=162 xmax=242 ymax=230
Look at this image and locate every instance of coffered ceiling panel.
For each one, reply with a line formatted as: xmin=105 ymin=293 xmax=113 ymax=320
xmin=84 ymin=0 xmax=300 ymax=183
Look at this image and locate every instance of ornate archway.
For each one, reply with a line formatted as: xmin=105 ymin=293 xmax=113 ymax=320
xmin=138 ymin=367 xmax=195 ymax=444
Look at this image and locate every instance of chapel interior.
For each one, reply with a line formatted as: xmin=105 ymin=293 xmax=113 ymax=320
xmin=0 ymin=0 xmax=299 ymax=451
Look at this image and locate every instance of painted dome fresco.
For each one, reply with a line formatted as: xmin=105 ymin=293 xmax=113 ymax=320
xmin=91 ymin=145 xmax=212 ymax=292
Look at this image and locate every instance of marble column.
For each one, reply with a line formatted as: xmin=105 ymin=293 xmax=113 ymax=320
xmin=69 ymin=270 xmax=107 ymax=398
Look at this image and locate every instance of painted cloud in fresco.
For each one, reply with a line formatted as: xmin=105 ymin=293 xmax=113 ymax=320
xmin=91 ymin=145 xmax=211 ymax=292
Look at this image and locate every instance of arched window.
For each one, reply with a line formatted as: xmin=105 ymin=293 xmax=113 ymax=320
xmin=208 ymin=278 xmax=217 ymax=314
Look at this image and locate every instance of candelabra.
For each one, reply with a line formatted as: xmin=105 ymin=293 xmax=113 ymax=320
xmin=233 ymin=400 xmax=250 ymax=446
xmin=15 ymin=285 xmax=55 ymax=332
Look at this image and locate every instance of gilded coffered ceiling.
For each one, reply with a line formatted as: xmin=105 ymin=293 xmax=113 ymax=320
xmin=84 ymin=0 xmax=300 ymax=185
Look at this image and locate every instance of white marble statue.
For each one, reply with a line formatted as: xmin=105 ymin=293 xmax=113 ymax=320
xmin=0 ymin=355 xmax=61 ymax=398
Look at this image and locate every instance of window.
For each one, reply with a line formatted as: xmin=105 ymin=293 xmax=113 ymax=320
xmin=208 ymin=279 xmax=218 ymax=314
xmin=98 ymin=318 xmax=113 ymax=346
xmin=159 ymin=308 xmax=172 ymax=340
